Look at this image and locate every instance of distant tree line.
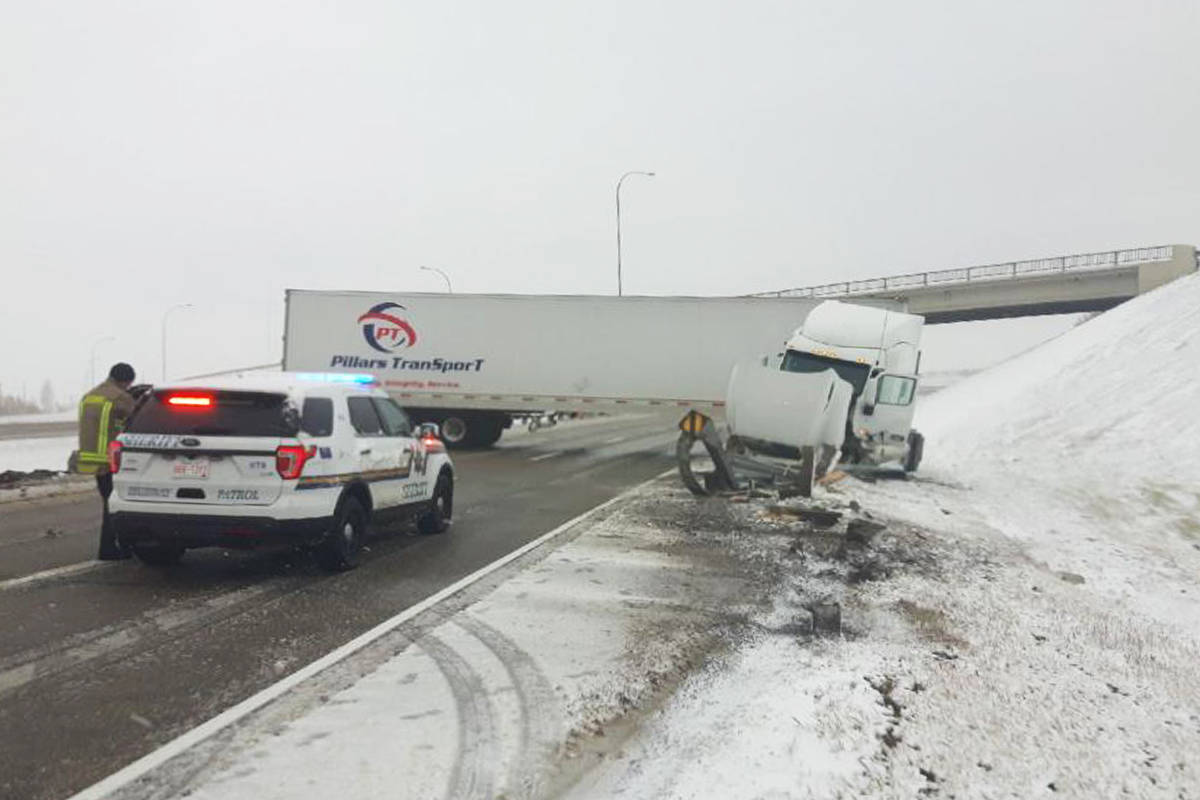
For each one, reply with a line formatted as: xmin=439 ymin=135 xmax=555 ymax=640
xmin=0 ymin=380 xmax=70 ymax=416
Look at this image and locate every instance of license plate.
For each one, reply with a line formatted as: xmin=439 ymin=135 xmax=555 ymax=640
xmin=172 ymin=459 xmax=210 ymax=479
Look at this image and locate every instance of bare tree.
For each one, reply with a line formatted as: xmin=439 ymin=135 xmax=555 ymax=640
xmin=40 ymin=380 xmax=56 ymax=412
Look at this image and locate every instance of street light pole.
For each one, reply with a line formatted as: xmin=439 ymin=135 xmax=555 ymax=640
xmin=161 ymin=303 xmax=194 ymax=382
xmin=615 ymin=170 xmax=655 ymax=296
xmin=90 ymin=336 xmax=115 ymax=387
xmin=419 ymin=265 xmax=453 ymax=293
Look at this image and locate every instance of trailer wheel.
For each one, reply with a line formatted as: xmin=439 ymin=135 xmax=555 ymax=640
xmin=439 ymin=415 xmax=470 ymax=447
xmin=473 ymin=414 xmax=504 ymax=447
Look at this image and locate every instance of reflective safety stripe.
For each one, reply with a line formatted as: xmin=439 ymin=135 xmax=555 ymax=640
xmin=78 ymin=394 xmax=114 ymax=464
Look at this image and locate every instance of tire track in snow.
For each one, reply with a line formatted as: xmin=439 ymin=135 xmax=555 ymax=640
xmin=455 ymin=614 xmax=562 ymax=800
xmin=419 ymin=632 xmax=499 ymax=800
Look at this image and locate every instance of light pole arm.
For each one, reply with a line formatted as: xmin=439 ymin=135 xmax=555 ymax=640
xmin=420 ymin=266 xmax=453 ymax=293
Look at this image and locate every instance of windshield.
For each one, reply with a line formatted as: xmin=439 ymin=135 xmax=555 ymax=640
xmin=125 ymin=390 xmax=299 ymax=437
xmin=780 ymin=350 xmax=871 ymax=396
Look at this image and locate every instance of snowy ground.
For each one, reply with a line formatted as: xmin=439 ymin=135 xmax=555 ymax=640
xmin=0 ymin=435 xmax=76 ymax=473
xmin=86 ymin=275 xmax=1200 ymax=799
xmin=567 ymin=273 xmax=1200 ymax=798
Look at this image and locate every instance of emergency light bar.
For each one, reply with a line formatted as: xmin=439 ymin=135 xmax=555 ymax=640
xmin=294 ymin=373 xmax=378 ymax=385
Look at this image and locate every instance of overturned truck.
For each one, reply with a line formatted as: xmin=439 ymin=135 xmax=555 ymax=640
xmin=678 ymin=301 xmax=925 ymax=497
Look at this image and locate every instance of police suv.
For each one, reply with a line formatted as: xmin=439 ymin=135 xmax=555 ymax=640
xmin=108 ymin=373 xmax=454 ymax=571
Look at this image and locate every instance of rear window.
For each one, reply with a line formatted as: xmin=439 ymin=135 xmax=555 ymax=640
xmin=126 ymin=390 xmax=299 ymax=437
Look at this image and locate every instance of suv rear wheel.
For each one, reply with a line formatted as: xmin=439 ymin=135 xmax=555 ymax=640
xmin=314 ymin=497 xmax=367 ymax=571
xmin=417 ymin=473 xmax=453 ymax=534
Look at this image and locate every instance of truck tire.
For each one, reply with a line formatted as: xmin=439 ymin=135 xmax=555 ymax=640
xmin=439 ymin=414 xmax=471 ymax=447
xmin=475 ymin=415 xmax=505 ymax=447
xmin=314 ymin=497 xmax=367 ymax=571
xmin=417 ymin=472 xmax=453 ymax=534
xmin=439 ymin=412 xmax=506 ymax=449
xmin=903 ymin=431 xmax=924 ymax=473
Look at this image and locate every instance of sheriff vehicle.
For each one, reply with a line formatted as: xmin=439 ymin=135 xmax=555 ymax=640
xmin=108 ymin=372 xmax=454 ymax=571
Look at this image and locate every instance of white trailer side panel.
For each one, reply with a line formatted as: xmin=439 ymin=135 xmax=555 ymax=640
xmin=283 ymin=291 xmax=831 ymax=414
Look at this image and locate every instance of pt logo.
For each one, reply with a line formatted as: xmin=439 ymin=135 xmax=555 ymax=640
xmin=358 ymin=302 xmax=418 ymax=353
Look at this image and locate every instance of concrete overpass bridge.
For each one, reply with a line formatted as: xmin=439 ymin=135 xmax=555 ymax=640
xmin=756 ymin=244 xmax=1198 ymax=323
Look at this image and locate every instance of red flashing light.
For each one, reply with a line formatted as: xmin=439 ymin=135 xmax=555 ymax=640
xmin=275 ymin=444 xmax=316 ymax=480
xmin=167 ymin=395 xmax=213 ymax=408
xmin=107 ymin=440 xmax=123 ymax=473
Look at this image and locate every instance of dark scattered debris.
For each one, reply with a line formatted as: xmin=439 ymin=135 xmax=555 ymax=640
xmin=880 ymin=726 xmax=902 ymax=749
xmin=845 ymin=518 xmax=887 ymax=546
xmin=767 ymin=505 xmax=842 ymax=528
xmin=808 ymin=601 xmax=842 ymax=636
xmin=0 ymin=469 xmax=64 ymax=488
xmin=931 ymin=650 xmax=959 ymax=662
xmin=865 ymin=675 xmax=903 ymax=720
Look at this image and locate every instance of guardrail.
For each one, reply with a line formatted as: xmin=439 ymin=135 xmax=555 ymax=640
xmin=756 ymin=245 xmax=1176 ymax=299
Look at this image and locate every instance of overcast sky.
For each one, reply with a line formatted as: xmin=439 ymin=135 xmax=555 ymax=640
xmin=2 ymin=0 xmax=1197 ymax=402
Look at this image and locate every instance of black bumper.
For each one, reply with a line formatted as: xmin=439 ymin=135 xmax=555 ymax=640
xmin=112 ymin=511 xmax=334 ymax=550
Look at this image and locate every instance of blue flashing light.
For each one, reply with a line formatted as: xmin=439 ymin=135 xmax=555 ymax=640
xmin=295 ymin=372 xmax=378 ymax=385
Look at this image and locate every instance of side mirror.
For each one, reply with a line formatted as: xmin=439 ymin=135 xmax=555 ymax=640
xmin=417 ymin=422 xmax=440 ymax=439
xmin=862 ymin=377 xmax=879 ymax=416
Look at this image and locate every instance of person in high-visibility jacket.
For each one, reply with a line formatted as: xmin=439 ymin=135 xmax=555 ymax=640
xmin=76 ymin=362 xmax=137 ymax=560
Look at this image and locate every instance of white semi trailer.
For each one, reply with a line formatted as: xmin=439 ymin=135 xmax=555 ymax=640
xmin=282 ymin=290 xmax=831 ymax=446
xmin=281 ymin=290 xmax=924 ymax=491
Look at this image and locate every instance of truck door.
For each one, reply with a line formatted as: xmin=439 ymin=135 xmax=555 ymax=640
xmin=863 ymin=373 xmax=919 ymax=457
xmin=345 ymin=396 xmax=402 ymax=510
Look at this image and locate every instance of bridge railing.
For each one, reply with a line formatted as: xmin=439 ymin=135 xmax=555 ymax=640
xmin=758 ymin=245 xmax=1175 ymax=299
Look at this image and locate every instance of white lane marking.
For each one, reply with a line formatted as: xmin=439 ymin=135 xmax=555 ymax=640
xmin=68 ymin=468 xmax=674 ymax=800
xmin=529 ymin=451 xmax=562 ymax=462
xmin=602 ymin=436 xmax=627 ymax=445
xmin=0 ymin=560 xmax=106 ymax=592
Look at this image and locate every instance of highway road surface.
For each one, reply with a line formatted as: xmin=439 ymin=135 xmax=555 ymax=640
xmin=0 ymin=419 xmax=76 ymax=442
xmin=0 ymin=414 xmax=678 ymax=800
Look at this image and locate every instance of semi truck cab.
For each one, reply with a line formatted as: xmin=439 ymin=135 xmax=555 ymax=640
xmin=779 ymin=301 xmax=925 ymax=471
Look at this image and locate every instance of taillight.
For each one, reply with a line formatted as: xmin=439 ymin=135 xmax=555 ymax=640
xmin=166 ymin=395 xmax=213 ymax=408
xmin=275 ymin=445 xmax=315 ymax=479
xmin=107 ymin=440 xmax=123 ymax=473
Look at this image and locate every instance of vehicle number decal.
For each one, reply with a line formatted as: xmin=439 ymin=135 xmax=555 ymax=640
xmin=402 ymin=483 xmax=428 ymax=500
xmin=127 ymin=485 xmax=171 ymax=498
xmin=217 ymin=489 xmax=261 ymax=501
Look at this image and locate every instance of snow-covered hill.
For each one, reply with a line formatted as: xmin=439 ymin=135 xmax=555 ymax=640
xmin=914 ymin=271 xmax=1200 ymax=634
